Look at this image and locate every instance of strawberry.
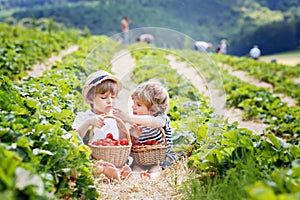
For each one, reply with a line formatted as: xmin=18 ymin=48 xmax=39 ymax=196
xmin=113 ymin=140 xmax=120 ymax=146
xmin=134 ymin=142 xmax=142 ymax=146
xmin=70 ymin=173 xmax=77 ymax=182
xmin=145 ymin=140 xmax=152 ymax=145
xmin=106 ymin=133 xmax=114 ymax=140
xmin=151 ymin=140 xmax=158 ymax=145
xmin=120 ymin=139 xmax=129 ymax=145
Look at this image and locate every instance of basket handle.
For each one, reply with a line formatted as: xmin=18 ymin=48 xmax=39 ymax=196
xmin=88 ymin=115 xmax=131 ymax=144
xmin=158 ymin=127 xmax=167 ymax=146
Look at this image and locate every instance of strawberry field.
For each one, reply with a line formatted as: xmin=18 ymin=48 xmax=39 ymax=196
xmin=0 ymin=24 xmax=299 ymax=200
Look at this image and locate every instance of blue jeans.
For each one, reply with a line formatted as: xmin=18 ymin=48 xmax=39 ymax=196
xmin=122 ymin=31 xmax=129 ymax=45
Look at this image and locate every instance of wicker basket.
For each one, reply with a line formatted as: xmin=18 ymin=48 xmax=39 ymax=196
xmin=131 ymin=128 xmax=167 ymax=166
xmin=88 ymin=115 xmax=131 ymax=168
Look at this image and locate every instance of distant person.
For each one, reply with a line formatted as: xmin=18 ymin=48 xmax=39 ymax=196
xmin=194 ymin=41 xmax=212 ymax=52
xmin=136 ymin=34 xmax=154 ymax=44
xmin=121 ymin=16 xmax=130 ymax=45
xmin=249 ymin=45 xmax=261 ymax=60
xmin=219 ymin=39 xmax=227 ymax=54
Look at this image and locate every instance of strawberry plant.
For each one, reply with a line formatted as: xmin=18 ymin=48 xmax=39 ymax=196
xmin=0 ymin=33 xmax=120 ymax=199
xmin=0 ymin=23 xmax=79 ymax=80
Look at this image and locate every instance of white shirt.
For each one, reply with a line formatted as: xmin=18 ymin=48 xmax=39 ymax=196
xmin=195 ymin=41 xmax=210 ymax=51
xmin=249 ymin=47 xmax=261 ymax=59
xmin=72 ymin=109 xmax=119 ymax=141
xmin=220 ymin=43 xmax=227 ymax=54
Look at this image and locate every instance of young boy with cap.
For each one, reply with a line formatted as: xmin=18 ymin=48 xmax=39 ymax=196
xmin=72 ymin=70 xmax=132 ymax=181
xmin=73 ymin=70 xmax=125 ymax=141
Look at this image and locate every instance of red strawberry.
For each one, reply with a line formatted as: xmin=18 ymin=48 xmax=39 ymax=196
xmin=145 ymin=140 xmax=152 ymax=145
xmin=120 ymin=139 xmax=129 ymax=145
xmin=134 ymin=142 xmax=142 ymax=146
xmin=113 ymin=140 xmax=120 ymax=146
xmin=151 ymin=140 xmax=158 ymax=145
xmin=70 ymin=174 xmax=77 ymax=182
xmin=106 ymin=133 xmax=114 ymax=139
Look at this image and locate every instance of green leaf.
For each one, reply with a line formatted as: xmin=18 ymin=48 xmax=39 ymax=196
xmin=245 ymin=181 xmax=277 ymax=200
xmin=223 ymin=130 xmax=238 ymax=143
xmin=266 ymin=134 xmax=281 ymax=150
xmin=195 ymin=124 xmax=208 ymax=139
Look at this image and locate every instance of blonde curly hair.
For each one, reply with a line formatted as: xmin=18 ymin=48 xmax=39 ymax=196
xmin=131 ymin=81 xmax=169 ymax=114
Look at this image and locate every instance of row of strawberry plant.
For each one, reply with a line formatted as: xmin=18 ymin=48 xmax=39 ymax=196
xmin=212 ymin=54 xmax=300 ymax=105
xmin=0 ymin=23 xmax=80 ymax=80
xmin=128 ymin=45 xmax=300 ymax=199
xmin=0 ymin=34 xmax=120 ymax=199
xmin=177 ymin=50 xmax=300 ymax=139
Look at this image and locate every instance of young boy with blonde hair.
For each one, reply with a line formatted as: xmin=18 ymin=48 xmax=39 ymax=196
xmin=114 ymin=81 xmax=176 ymax=173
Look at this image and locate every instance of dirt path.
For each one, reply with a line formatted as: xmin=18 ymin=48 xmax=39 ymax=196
xmin=24 ymin=45 xmax=79 ymax=78
xmin=111 ymin=49 xmax=137 ymax=113
xmin=166 ymin=55 xmax=227 ymax=117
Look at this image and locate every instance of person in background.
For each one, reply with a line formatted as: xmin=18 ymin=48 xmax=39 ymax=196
xmin=216 ymin=39 xmax=227 ymax=54
xmin=194 ymin=41 xmax=212 ymax=52
xmin=114 ymin=81 xmax=176 ymax=175
xmin=136 ymin=34 xmax=154 ymax=44
xmin=121 ymin=16 xmax=130 ymax=45
xmin=249 ymin=45 xmax=261 ymax=60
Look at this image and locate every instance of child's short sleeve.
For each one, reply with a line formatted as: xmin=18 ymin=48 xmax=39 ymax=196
xmin=72 ymin=111 xmax=91 ymax=130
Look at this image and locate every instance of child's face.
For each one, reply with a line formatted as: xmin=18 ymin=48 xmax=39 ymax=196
xmin=131 ymin=96 xmax=150 ymax=115
xmin=92 ymin=91 xmax=116 ymax=115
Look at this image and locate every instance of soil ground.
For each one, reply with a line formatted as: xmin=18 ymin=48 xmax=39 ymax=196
xmin=24 ymin=45 xmax=78 ymax=78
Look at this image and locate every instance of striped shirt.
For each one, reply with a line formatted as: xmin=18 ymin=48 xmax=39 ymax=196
xmin=138 ymin=113 xmax=176 ymax=161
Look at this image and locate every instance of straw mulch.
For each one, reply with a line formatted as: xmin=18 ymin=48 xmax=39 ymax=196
xmin=94 ymin=158 xmax=192 ymax=200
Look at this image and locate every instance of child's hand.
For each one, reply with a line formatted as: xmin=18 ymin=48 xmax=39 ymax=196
xmin=129 ymin=124 xmax=142 ymax=139
xmin=88 ymin=114 xmax=105 ymax=128
xmin=130 ymin=124 xmax=142 ymax=144
xmin=113 ymin=108 xmax=130 ymax=122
